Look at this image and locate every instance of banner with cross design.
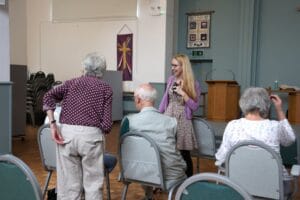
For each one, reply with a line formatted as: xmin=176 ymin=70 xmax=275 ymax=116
xmin=117 ymin=33 xmax=133 ymax=81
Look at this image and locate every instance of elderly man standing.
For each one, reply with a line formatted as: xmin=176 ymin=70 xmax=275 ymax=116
xmin=43 ymin=52 xmax=113 ymax=200
xmin=127 ymin=83 xmax=186 ymax=200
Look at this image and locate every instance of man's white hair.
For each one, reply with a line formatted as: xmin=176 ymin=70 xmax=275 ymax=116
xmin=82 ymin=52 xmax=106 ymax=78
xmin=135 ymin=84 xmax=157 ymax=102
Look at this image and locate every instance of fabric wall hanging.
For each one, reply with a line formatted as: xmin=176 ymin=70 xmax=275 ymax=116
xmin=117 ymin=25 xmax=133 ymax=81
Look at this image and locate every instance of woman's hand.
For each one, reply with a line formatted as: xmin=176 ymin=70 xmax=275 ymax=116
xmin=270 ymin=94 xmax=282 ymax=108
xmin=174 ymin=80 xmax=190 ymax=101
xmin=173 ymin=80 xmax=183 ymax=95
xmin=270 ymin=94 xmax=285 ymax=120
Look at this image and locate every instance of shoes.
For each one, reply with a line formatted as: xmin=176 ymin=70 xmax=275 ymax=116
xmin=153 ymin=188 xmax=162 ymax=194
xmin=141 ymin=197 xmax=153 ymax=200
xmin=47 ymin=188 xmax=57 ymax=200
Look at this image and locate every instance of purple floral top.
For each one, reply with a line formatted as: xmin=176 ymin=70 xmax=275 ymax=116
xmin=43 ymin=75 xmax=113 ymax=134
xmin=159 ymin=76 xmax=201 ymax=120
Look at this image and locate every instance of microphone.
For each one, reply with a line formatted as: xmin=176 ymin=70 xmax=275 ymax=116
xmin=227 ymin=69 xmax=236 ymax=81
xmin=205 ymin=68 xmax=235 ymax=81
xmin=205 ymin=68 xmax=216 ymax=81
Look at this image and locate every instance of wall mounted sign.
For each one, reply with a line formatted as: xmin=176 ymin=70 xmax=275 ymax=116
xmin=186 ymin=11 xmax=214 ymax=48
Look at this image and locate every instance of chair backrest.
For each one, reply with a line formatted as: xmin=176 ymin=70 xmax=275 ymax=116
xmin=225 ymin=140 xmax=283 ymax=200
xmin=175 ymin=172 xmax=252 ymax=200
xmin=0 ymin=154 xmax=43 ymax=200
xmin=119 ymin=116 xmax=130 ymax=136
xmin=37 ymin=124 xmax=56 ymax=171
xmin=192 ymin=117 xmax=216 ymax=157
xmin=280 ymin=133 xmax=299 ymax=166
xmin=119 ymin=131 xmax=165 ymax=189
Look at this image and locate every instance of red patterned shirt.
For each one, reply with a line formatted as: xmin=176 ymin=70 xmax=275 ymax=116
xmin=43 ymin=75 xmax=113 ymax=134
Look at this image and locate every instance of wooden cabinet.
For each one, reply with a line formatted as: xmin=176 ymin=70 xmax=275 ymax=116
xmin=288 ymin=92 xmax=300 ymax=124
xmin=206 ymin=80 xmax=240 ymax=121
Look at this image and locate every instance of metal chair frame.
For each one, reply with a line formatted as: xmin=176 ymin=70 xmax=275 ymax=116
xmin=37 ymin=124 xmax=116 ymax=200
xmin=192 ymin=117 xmax=218 ymax=172
xmin=175 ymin=172 xmax=252 ymax=200
xmin=225 ymin=140 xmax=299 ymax=200
xmin=119 ymin=132 xmax=184 ymax=200
xmin=0 ymin=154 xmax=43 ymax=200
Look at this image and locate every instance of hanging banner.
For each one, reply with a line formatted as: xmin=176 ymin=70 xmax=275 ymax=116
xmin=117 ymin=33 xmax=133 ymax=81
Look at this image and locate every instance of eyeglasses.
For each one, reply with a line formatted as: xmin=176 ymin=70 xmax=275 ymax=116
xmin=171 ymin=64 xmax=180 ymax=67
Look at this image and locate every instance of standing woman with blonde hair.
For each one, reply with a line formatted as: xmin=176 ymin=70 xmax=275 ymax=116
xmin=159 ymin=54 xmax=201 ymax=177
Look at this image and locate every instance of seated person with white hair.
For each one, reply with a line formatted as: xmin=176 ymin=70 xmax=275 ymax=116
xmin=215 ymin=87 xmax=295 ymax=191
xmin=126 ymin=83 xmax=186 ymax=200
xmin=43 ymin=52 xmax=113 ymax=200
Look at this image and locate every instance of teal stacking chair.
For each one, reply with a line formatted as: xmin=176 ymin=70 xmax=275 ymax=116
xmin=37 ymin=124 xmax=56 ymax=199
xmin=225 ymin=140 xmax=300 ymax=200
xmin=280 ymin=134 xmax=300 ymax=167
xmin=119 ymin=116 xmax=130 ymax=136
xmin=0 ymin=154 xmax=42 ymax=200
xmin=192 ymin=117 xmax=221 ymax=172
xmin=175 ymin=172 xmax=252 ymax=200
xmin=37 ymin=123 xmax=117 ymax=200
xmin=119 ymin=132 xmax=185 ymax=200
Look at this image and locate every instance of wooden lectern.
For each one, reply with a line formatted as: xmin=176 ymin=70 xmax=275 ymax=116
xmin=206 ymin=80 xmax=240 ymax=121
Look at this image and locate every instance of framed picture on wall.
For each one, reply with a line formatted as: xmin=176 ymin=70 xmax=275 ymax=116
xmin=186 ymin=11 xmax=214 ymax=48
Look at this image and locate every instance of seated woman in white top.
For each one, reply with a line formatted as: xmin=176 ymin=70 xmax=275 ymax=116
xmin=215 ymin=87 xmax=295 ymax=178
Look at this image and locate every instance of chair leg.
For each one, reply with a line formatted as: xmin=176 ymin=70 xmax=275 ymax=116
xmin=27 ymin=105 xmax=35 ymax=127
xmin=290 ymin=177 xmax=298 ymax=199
xmin=121 ymin=183 xmax=129 ymax=200
xmin=31 ymin=111 xmax=35 ymax=127
xmin=197 ymin=157 xmax=200 ymax=173
xmin=42 ymin=171 xmax=53 ymax=199
xmin=168 ymin=188 xmax=174 ymax=200
xmin=105 ymin=169 xmax=111 ymax=200
xmin=168 ymin=181 xmax=183 ymax=200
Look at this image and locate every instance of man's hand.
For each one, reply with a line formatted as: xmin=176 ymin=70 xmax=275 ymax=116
xmin=50 ymin=123 xmax=64 ymax=144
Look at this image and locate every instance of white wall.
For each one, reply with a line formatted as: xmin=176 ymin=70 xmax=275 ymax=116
xmin=40 ymin=20 xmax=138 ymax=82
xmin=26 ymin=0 xmax=51 ymax=72
xmin=52 ymin=0 xmax=137 ymax=21
xmin=0 ymin=3 xmax=9 ymax=81
xmin=135 ymin=0 xmax=167 ymax=85
xmin=25 ymin=0 xmax=172 ymax=89
xmin=9 ymin=0 xmax=27 ymax=65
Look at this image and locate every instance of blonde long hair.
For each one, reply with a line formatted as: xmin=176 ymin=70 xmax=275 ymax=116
xmin=173 ymin=54 xmax=197 ymax=100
